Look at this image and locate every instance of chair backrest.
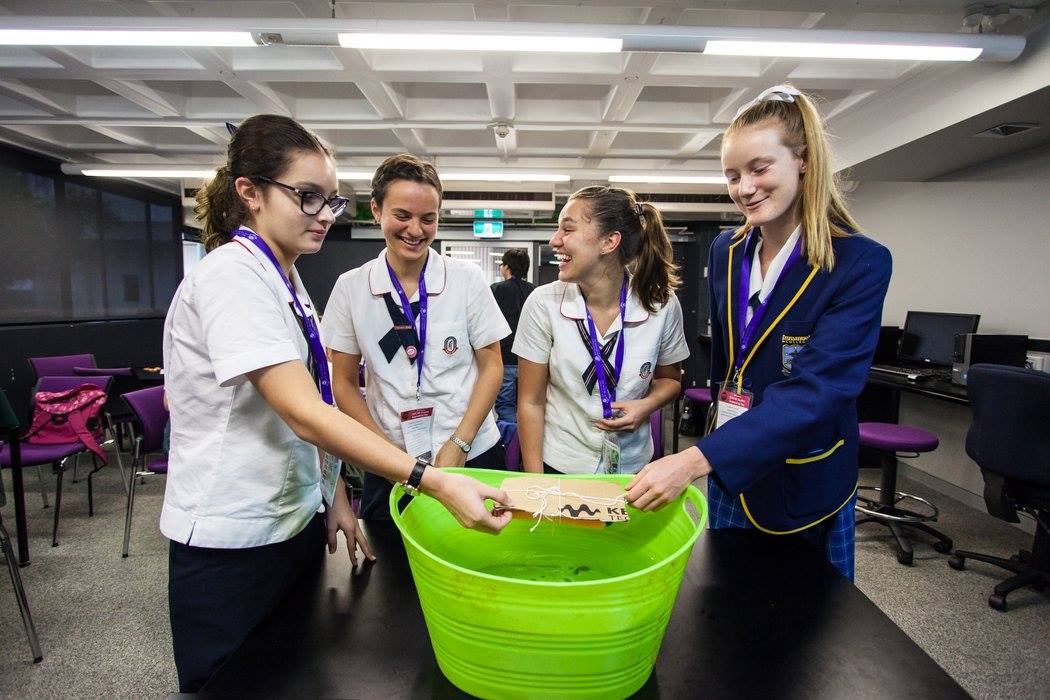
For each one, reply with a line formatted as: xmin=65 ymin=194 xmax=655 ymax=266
xmin=505 ymin=427 xmax=521 ymax=471
xmin=121 ymin=386 xmax=168 ymax=454
xmin=966 ymin=364 xmax=1050 ymax=487
xmin=34 ymin=375 xmax=114 ymax=399
xmin=29 ymin=354 xmax=96 ymax=381
xmin=650 ymin=409 xmax=664 ymax=460
xmin=74 ymin=366 xmax=134 ymax=378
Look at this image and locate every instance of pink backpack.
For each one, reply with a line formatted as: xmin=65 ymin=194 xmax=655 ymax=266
xmin=24 ymin=384 xmax=108 ymax=463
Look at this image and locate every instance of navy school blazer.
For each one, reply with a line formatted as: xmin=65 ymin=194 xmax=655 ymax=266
xmin=697 ymin=227 xmax=892 ymax=533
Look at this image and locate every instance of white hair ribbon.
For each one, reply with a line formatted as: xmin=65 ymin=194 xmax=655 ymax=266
xmin=734 ymin=84 xmax=803 ymax=120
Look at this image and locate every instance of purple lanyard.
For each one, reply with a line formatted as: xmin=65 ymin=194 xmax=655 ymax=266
xmin=736 ymin=228 xmax=803 ymax=371
xmin=583 ymin=276 xmax=628 ymax=420
xmin=232 ymin=229 xmax=333 ymax=406
xmin=386 ymin=257 xmax=428 ymax=397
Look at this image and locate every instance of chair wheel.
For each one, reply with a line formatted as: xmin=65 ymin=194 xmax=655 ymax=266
xmin=896 ymin=549 xmax=913 ymax=566
xmin=933 ymin=540 xmax=953 ymax=554
xmin=988 ymin=594 xmax=1007 ymax=612
xmin=948 ymin=555 xmax=965 ymax=570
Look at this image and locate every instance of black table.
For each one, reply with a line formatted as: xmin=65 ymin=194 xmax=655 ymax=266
xmin=198 ymin=522 xmax=968 ymax=699
xmin=866 ymin=370 xmax=970 ymax=408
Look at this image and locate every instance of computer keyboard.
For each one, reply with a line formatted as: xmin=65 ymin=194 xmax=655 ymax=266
xmin=871 ymin=364 xmax=953 ymax=381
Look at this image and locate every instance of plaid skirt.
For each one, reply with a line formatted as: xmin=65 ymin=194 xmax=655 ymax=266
xmin=707 ymin=477 xmax=856 ymax=582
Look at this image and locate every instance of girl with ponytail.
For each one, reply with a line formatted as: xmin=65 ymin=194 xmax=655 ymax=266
xmin=626 ymin=85 xmax=892 ymax=582
xmin=514 ymin=186 xmax=690 ymax=475
xmin=165 ymin=115 xmax=510 ymax=692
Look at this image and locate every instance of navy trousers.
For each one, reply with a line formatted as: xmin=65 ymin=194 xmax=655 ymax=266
xmin=168 ymin=513 xmax=325 ymax=692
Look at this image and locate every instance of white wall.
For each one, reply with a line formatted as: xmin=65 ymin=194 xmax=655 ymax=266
xmin=847 ymin=145 xmax=1050 ymax=501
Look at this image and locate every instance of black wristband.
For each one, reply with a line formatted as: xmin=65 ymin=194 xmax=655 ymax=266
xmin=403 ymin=458 xmax=429 ymax=495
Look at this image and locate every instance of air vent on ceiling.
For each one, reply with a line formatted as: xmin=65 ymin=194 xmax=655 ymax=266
xmin=974 ymin=122 xmax=1040 ymax=138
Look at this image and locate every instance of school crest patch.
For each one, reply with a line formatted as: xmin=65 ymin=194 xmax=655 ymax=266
xmin=443 ymin=336 xmax=459 ymax=356
xmin=639 ymin=361 xmax=653 ymax=380
xmin=781 ymin=334 xmax=809 ymax=375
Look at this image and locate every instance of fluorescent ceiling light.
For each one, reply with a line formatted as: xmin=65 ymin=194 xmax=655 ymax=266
xmin=446 ymin=250 xmax=479 ymax=256
xmin=337 ymin=171 xmax=375 ymax=180
xmin=0 ymin=29 xmax=255 ymax=47
xmin=704 ymin=40 xmax=981 ymax=62
xmin=339 ymin=33 xmax=621 ymax=53
xmin=440 ymin=173 xmax=570 ymax=183
xmin=81 ymin=168 xmax=217 ymax=178
xmin=609 ymin=174 xmax=727 ymax=185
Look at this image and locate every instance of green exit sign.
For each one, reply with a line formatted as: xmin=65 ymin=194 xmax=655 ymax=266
xmin=473 ymin=221 xmax=504 ymax=238
xmin=474 ymin=209 xmax=504 ymax=219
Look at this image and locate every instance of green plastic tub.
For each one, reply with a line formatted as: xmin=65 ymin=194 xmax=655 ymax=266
xmin=390 ymin=468 xmax=707 ymax=700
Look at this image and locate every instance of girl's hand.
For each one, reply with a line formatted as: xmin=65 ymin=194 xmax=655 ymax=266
xmin=423 ymin=470 xmax=512 ymax=534
xmin=595 ymin=400 xmax=650 ymax=432
xmin=625 ymin=448 xmax=712 ymax=511
xmin=434 ymin=439 xmax=468 ymax=468
xmin=327 ymin=483 xmax=376 ymax=566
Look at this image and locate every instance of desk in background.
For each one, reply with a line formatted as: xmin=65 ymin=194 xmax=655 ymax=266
xmin=196 ymin=522 xmax=966 ymax=699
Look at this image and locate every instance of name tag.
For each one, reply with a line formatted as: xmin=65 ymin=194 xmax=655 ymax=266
xmin=716 ymin=388 xmax=753 ymax=429
xmin=320 ymin=451 xmax=340 ymax=506
xmin=400 ymin=403 xmax=435 ymax=461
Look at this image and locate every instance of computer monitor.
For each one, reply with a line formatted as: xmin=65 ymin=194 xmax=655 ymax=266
xmin=898 ymin=311 xmax=981 ymax=366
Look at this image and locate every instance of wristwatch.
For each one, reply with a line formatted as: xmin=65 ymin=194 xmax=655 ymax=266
xmin=402 ymin=458 xmax=429 ymax=497
xmin=450 ymin=434 xmax=472 ymax=454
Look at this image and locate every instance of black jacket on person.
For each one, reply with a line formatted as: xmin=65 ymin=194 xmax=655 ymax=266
xmin=490 ymin=276 xmax=536 ymax=366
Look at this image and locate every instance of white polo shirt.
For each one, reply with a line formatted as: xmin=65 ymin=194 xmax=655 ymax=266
xmin=321 ymin=248 xmax=510 ymax=457
xmin=161 ymin=234 xmax=324 ymax=549
xmin=513 ymin=281 xmax=690 ymax=474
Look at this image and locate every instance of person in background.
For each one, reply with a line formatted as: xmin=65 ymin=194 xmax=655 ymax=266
xmin=322 ymin=154 xmax=510 ymax=521
xmin=514 ymin=186 xmax=689 ymax=475
xmin=490 ymin=248 xmax=536 ymax=424
xmin=626 ymin=84 xmax=892 ymax=582
xmin=163 ymin=116 xmax=510 ymax=692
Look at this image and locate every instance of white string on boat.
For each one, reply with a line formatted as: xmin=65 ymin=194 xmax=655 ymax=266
xmin=503 ymin=485 xmax=628 ymax=532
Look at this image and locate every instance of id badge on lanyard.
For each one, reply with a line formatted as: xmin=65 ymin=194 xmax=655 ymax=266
xmin=388 ymin=259 xmax=436 ymax=459
xmin=717 ymin=231 xmax=802 ymax=431
xmin=233 ymin=229 xmax=340 ymax=506
xmin=584 ymin=276 xmax=627 ymax=475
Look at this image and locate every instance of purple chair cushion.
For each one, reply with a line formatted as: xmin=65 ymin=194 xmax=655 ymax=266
xmin=1 ymin=441 xmax=89 ymax=467
xmin=858 ymin=422 xmax=939 ymax=453
xmin=146 ymin=456 xmax=168 ymax=474
xmin=684 ymin=387 xmax=713 ymax=404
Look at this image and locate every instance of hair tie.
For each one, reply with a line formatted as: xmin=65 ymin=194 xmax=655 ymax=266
xmin=734 ymin=84 xmax=802 ymax=120
xmin=634 ymin=201 xmax=644 ymax=217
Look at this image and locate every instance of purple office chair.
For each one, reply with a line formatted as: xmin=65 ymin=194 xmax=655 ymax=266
xmin=0 ymin=375 xmax=114 ymax=547
xmin=28 ymin=354 xmax=96 ymax=381
xmin=120 ymin=386 xmax=168 ymax=558
xmin=650 ymin=409 xmax=665 ymax=460
xmin=504 ymin=428 xmax=522 ymax=471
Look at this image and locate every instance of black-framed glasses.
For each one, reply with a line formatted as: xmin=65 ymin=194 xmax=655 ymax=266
xmin=252 ymin=176 xmax=350 ymax=218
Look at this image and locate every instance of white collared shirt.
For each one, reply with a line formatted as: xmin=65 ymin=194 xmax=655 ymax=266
xmin=161 ymin=233 xmax=323 ymax=549
xmin=746 ymin=225 xmax=802 ymax=325
xmin=512 ymin=281 xmax=690 ymax=474
xmin=321 ymin=248 xmax=510 ymax=457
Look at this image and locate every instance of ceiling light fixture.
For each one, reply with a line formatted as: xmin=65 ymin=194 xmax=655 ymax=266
xmin=440 ymin=173 xmax=570 ymax=182
xmin=79 ymin=168 xmax=217 ymax=178
xmin=339 ymin=33 xmax=621 ymax=53
xmin=703 ymin=40 xmax=981 ymax=61
xmin=0 ymin=29 xmax=255 ymax=47
xmin=609 ymin=175 xmax=727 ymax=185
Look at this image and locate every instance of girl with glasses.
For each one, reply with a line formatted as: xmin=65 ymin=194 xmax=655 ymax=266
xmin=321 ymin=154 xmax=511 ymax=521
xmin=625 ymin=85 xmax=892 ymax=581
xmin=163 ymin=115 xmax=510 ymax=692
